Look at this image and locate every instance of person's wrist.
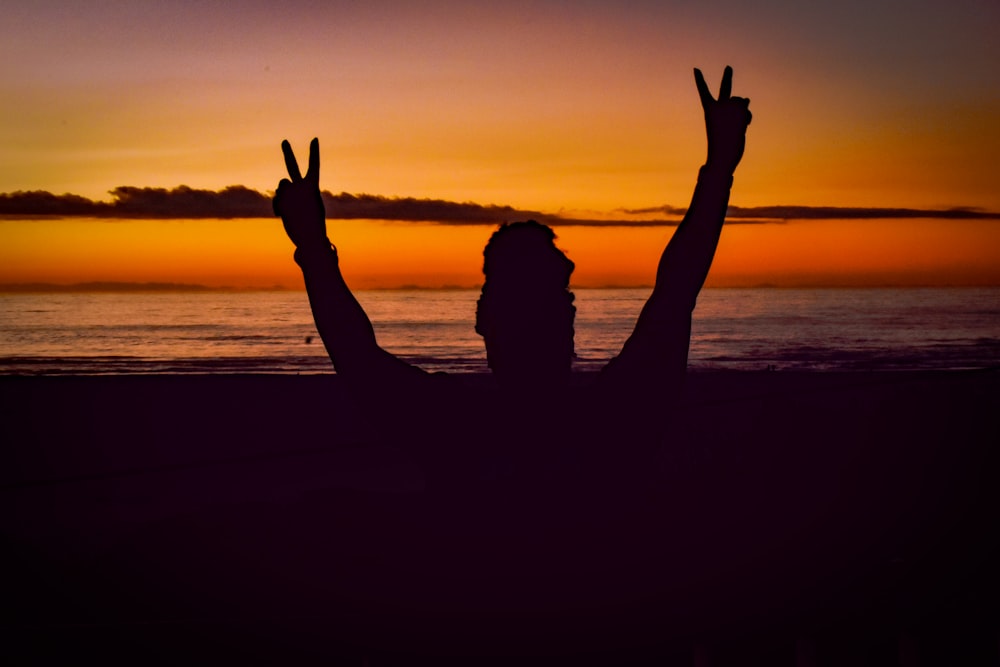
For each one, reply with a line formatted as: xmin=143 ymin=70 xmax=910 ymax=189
xmin=700 ymin=162 xmax=735 ymax=182
xmin=293 ymin=239 xmax=337 ymax=266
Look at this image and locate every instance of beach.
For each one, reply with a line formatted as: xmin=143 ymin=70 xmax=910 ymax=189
xmin=3 ymin=370 xmax=998 ymax=663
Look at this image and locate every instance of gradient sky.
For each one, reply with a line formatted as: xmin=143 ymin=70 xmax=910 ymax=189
xmin=2 ymin=0 xmax=999 ymax=287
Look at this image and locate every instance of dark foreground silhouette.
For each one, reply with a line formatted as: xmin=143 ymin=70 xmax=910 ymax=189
xmin=4 ymin=372 xmax=999 ymax=663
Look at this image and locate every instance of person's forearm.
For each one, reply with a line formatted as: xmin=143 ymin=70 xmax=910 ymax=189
xmin=651 ymin=163 xmax=734 ymax=313
xmin=294 ymin=242 xmax=381 ymax=375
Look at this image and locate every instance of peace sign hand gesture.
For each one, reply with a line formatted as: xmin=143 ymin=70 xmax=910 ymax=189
xmin=273 ymin=138 xmax=328 ymax=250
xmin=694 ymin=66 xmax=752 ymax=174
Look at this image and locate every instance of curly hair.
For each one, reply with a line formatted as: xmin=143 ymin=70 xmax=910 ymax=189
xmin=475 ymin=221 xmax=576 ymax=376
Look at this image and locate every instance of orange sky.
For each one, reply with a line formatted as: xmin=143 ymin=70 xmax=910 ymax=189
xmin=1 ymin=1 xmax=998 ymax=288
xmin=3 ymin=216 xmax=998 ymax=289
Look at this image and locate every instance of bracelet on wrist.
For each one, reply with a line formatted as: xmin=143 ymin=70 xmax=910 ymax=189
xmin=294 ymin=241 xmax=337 ymax=266
xmin=699 ymin=164 xmax=735 ymax=185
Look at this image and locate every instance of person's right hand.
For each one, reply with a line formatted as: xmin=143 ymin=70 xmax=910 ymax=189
xmin=273 ymin=138 xmax=328 ymax=250
xmin=694 ymin=66 xmax=752 ymax=174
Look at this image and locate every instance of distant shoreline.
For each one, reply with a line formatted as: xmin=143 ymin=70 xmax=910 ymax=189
xmin=4 ymin=282 xmax=1000 ymax=293
xmin=0 ymin=281 xmax=287 ymax=293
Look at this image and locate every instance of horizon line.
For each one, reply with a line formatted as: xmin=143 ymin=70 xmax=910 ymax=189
xmin=4 ymin=281 xmax=999 ymax=294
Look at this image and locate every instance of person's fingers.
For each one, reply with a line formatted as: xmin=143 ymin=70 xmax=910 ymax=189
xmin=282 ymin=140 xmax=303 ymax=181
xmin=307 ymin=138 xmax=320 ymax=184
xmin=733 ymin=96 xmax=752 ymax=125
xmin=272 ymin=179 xmax=292 ymax=215
xmin=718 ymin=66 xmax=733 ymax=101
xmin=694 ymin=68 xmax=714 ymax=107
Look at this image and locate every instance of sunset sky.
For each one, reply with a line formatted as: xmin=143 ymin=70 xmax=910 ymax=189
xmin=2 ymin=0 xmax=998 ymax=288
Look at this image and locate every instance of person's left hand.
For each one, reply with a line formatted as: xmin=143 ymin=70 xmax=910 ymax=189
xmin=694 ymin=66 xmax=752 ymax=173
xmin=273 ymin=138 xmax=328 ymax=250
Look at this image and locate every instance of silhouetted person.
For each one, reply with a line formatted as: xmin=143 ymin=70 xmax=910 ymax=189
xmin=270 ymin=65 xmax=752 ymax=656
xmin=274 ymin=66 xmax=750 ymax=412
xmin=271 ymin=64 xmax=752 ymax=549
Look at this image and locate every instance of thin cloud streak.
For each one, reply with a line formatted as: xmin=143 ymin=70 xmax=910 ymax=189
xmin=629 ymin=204 xmax=1000 ymax=221
xmin=2 ymin=187 xmax=998 ymax=226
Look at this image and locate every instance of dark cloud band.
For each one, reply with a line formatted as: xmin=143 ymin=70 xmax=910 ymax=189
xmin=1 ymin=187 xmax=997 ymax=225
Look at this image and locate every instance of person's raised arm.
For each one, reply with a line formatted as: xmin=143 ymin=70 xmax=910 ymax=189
xmin=604 ymin=67 xmax=752 ymax=389
xmin=273 ymin=138 xmax=423 ymax=383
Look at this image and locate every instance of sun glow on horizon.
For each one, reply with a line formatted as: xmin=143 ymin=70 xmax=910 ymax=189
xmin=3 ymin=216 xmax=999 ymax=290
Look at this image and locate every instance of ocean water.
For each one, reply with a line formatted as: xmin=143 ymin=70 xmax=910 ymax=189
xmin=0 ymin=288 xmax=998 ymax=375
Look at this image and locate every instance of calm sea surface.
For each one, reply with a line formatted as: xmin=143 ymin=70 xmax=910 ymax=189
xmin=1 ymin=288 xmax=998 ymax=375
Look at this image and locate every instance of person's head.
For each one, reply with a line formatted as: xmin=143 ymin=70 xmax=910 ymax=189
xmin=475 ymin=221 xmax=576 ymax=390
